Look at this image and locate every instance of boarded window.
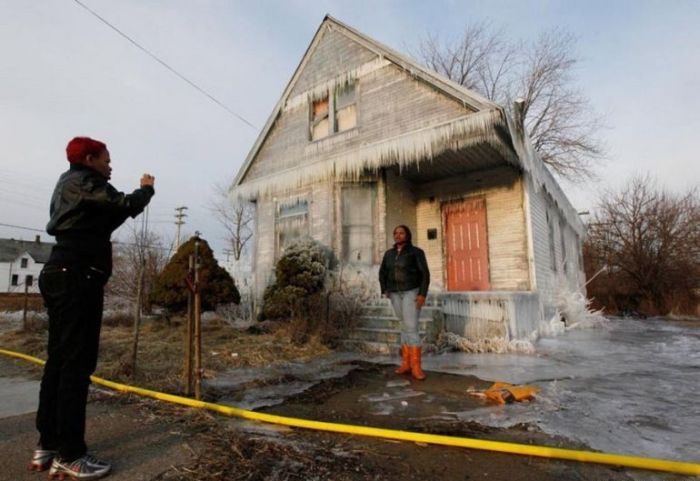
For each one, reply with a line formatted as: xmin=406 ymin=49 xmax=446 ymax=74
xmin=311 ymin=96 xmax=330 ymax=140
xmin=342 ymin=185 xmax=374 ymax=264
xmin=309 ymin=81 xmax=358 ymax=140
xmin=335 ymin=82 xmax=356 ymax=132
xmin=277 ymin=199 xmax=309 ymax=256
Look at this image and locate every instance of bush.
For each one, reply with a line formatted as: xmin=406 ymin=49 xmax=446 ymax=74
xmin=261 ymin=240 xmax=375 ymax=347
xmin=261 ymin=239 xmax=330 ymax=321
xmin=150 ymin=236 xmax=240 ymax=313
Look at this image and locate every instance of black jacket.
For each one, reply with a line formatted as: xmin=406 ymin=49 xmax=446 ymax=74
xmin=379 ymin=243 xmax=430 ymax=296
xmin=46 ymin=164 xmax=154 ymax=276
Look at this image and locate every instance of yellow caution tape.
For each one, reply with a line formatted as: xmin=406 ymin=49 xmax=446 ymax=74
xmin=2 ymin=347 xmax=699 ymax=476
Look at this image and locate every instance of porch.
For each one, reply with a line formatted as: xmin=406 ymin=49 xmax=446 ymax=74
xmin=342 ymin=291 xmax=541 ymax=353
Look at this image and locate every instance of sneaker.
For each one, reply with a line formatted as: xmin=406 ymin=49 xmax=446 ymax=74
xmin=48 ymin=454 xmax=111 ymax=480
xmin=28 ymin=448 xmax=58 ymax=471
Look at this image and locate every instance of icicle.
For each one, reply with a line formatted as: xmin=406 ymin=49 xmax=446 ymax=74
xmin=285 ymin=58 xmax=391 ymax=111
xmin=438 ymin=332 xmax=536 ymax=354
xmin=232 ymin=110 xmax=510 ymax=200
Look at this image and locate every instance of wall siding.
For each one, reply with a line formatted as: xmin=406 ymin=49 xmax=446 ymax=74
xmin=525 ymin=173 xmax=585 ymax=318
xmin=290 ymin=28 xmax=377 ymax=98
xmin=253 ymin=199 xmax=276 ymax=297
xmin=384 ymin=169 xmax=417 ymax=250
xmin=243 ymin=36 xmax=475 ymax=183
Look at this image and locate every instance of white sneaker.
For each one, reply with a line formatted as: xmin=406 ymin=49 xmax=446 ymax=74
xmin=48 ymin=454 xmax=111 ymax=480
xmin=28 ymin=448 xmax=58 ymax=471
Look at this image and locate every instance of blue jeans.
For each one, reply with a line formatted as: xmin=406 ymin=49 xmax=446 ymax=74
xmin=389 ymin=288 xmax=421 ymax=346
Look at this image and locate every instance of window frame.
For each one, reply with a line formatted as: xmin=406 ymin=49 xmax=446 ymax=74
xmin=340 ymin=183 xmax=375 ymax=265
xmin=309 ymin=81 xmax=358 ymax=141
xmin=275 ymin=198 xmax=310 ymax=258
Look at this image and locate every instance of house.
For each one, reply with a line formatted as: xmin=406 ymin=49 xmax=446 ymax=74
xmin=230 ymin=16 xmax=586 ymax=341
xmin=0 ymin=236 xmax=54 ymax=294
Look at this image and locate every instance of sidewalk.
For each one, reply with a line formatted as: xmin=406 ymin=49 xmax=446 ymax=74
xmin=0 ymin=358 xmax=194 ymax=481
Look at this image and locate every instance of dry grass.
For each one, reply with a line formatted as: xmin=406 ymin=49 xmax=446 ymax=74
xmin=0 ymin=315 xmax=331 ymax=394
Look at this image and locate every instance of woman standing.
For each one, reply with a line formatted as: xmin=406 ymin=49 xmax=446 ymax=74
xmin=379 ymin=225 xmax=430 ymax=380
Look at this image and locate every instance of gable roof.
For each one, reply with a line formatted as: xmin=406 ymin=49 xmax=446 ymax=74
xmin=231 ymin=15 xmax=585 ymax=235
xmin=231 ymin=15 xmax=505 ymax=191
xmin=0 ymin=238 xmax=54 ymax=264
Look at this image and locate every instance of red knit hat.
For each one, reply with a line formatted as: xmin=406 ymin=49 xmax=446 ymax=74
xmin=66 ymin=137 xmax=107 ymax=164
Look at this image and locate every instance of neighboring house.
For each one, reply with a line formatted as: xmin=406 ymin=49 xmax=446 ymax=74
xmin=231 ymin=16 xmax=586 ymax=341
xmin=0 ymin=236 xmax=54 ymax=294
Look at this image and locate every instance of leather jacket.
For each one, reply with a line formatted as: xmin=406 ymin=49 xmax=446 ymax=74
xmin=46 ymin=164 xmax=155 ymax=276
xmin=379 ymin=243 xmax=430 ymax=296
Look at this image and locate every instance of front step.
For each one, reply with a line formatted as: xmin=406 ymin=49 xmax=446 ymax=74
xmin=339 ymin=340 xmax=397 ymax=355
xmin=341 ymin=298 xmax=443 ymax=352
xmin=357 ymin=315 xmax=434 ymax=331
xmin=347 ymin=327 xmax=428 ymax=344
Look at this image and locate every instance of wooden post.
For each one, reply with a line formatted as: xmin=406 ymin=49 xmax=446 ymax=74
xmin=193 ymin=236 xmax=202 ymax=400
xmin=185 ymin=255 xmax=194 ymax=396
xmin=131 ymin=259 xmax=145 ymax=376
xmin=22 ymin=277 xmax=29 ymax=331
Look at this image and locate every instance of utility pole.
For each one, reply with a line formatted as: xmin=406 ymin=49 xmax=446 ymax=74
xmin=174 ymin=206 xmax=188 ymax=251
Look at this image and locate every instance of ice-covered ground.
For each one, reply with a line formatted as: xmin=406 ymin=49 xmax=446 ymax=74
xmin=423 ymin=317 xmax=700 ymax=470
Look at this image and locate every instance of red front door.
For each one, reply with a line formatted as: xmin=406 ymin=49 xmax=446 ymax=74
xmin=445 ymin=198 xmax=490 ymax=291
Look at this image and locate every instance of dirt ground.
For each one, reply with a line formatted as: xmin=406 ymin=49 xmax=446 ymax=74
xmin=0 ymin=353 xmax=636 ymax=481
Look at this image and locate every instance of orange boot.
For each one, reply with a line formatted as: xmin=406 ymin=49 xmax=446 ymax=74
xmin=395 ymin=345 xmax=411 ymax=375
xmin=409 ymin=346 xmax=426 ymax=380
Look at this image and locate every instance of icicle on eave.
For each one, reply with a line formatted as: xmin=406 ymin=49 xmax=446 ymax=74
xmin=284 ymin=58 xmax=391 ymax=111
xmin=504 ymin=112 xmax=585 ymax=236
xmin=231 ymin=110 xmax=508 ymax=200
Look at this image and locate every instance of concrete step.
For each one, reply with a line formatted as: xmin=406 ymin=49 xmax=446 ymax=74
xmin=362 ymin=304 xmax=442 ymax=317
xmin=357 ymin=316 xmax=434 ymax=331
xmin=347 ymin=327 xmax=428 ymax=344
xmin=339 ymin=340 xmax=397 ymax=355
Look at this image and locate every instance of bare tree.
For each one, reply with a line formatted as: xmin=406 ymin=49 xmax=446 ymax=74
xmin=415 ymin=24 xmax=604 ymax=181
xmin=209 ymin=183 xmax=254 ymax=261
xmin=108 ymin=223 xmax=172 ymax=314
xmin=584 ymin=175 xmax=699 ymax=315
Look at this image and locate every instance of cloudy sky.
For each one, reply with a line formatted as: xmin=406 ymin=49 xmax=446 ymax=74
xmin=1 ymin=0 xmax=698 ymax=258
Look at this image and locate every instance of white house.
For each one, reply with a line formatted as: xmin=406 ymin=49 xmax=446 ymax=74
xmin=230 ymin=16 xmax=586 ymax=342
xmin=0 ymin=237 xmax=54 ymax=294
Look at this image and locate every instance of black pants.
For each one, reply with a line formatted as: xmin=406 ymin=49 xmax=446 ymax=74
xmin=37 ymin=266 xmax=106 ymax=461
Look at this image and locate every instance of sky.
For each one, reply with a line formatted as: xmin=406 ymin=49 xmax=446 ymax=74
xmin=1 ymin=0 xmax=698 ymax=259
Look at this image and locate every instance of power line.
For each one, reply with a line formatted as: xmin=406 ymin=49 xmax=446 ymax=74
xmin=0 ymin=223 xmax=44 ymax=233
xmin=0 ymin=221 xmax=175 ymax=253
xmin=71 ymin=0 xmax=259 ymax=131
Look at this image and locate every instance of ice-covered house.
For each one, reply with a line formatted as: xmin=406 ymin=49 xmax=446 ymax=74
xmin=230 ymin=16 xmax=585 ymax=342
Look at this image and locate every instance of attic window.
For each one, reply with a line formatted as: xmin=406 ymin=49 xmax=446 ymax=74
xmin=311 ymin=97 xmax=330 ymax=140
xmin=309 ymin=81 xmax=357 ymax=140
xmin=335 ymin=82 xmax=357 ymax=132
xmin=21 ymin=257 xmax=28 ymax=268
